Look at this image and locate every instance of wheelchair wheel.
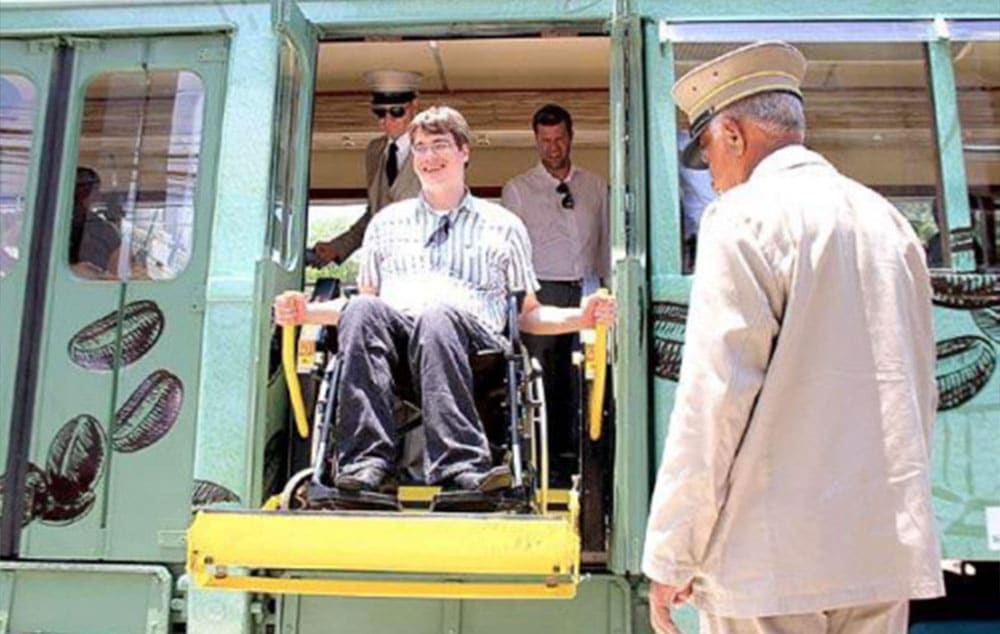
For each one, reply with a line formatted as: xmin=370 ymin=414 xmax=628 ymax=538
xmin=279 ymin=467 xmax=315 ymax=510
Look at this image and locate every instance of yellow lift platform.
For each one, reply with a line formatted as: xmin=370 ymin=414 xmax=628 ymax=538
xmin=187 ymin=489 xmax=580 ymax=600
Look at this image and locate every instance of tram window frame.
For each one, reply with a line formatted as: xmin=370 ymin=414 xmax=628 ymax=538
xmin=663 ymin=21 xmax=981 ymax=275
xmin=268 ymin=36 xmax=311 ymax=271
xmin=950 ymin=22 xmax=1000 ymax=271
xmin=69 ymin=68 xmax=206 ymax=282
xmin=0 ymin=73 xmax=37 ymax=278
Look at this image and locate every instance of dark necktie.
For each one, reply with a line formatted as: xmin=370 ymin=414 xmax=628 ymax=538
xmin=386 ymin=141 xmax=398 ymax=187
xmin=425 ymin=215 xmax=451 ymax=248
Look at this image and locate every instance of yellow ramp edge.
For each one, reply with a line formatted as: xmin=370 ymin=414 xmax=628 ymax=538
xmin=188 ymin=506 xmax=581 ymax=600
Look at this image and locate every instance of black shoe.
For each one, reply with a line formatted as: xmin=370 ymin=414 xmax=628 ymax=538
xmin=334 ymin=466 xmax=397 ymax=493
xmin=447 ymin=465 xmax=512 ymax=493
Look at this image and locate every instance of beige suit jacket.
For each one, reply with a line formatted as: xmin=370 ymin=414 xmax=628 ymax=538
xmin=329 ymin=135 xmax=422 ymax=261
xmin=643 ymin=145 xmax=944 ymax=617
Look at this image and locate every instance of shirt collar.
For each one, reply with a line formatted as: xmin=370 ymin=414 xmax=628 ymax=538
xmin=416 ymin=189 xmax=475 ymax=220
xmin=533 ymin=162 xmax=577 ymax=185
xmin=389 ymin=133 xmax=411 ymax=161
xmin=749 ymin=144 xmax=832 ymax=182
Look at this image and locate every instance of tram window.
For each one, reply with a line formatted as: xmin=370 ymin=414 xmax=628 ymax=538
xmin=70 ymin=70 xmax=204 ymax=281
xmin=0 ymin=74 xmax=36 ymax=278
xmin=954 ymin=38 xmax=1000 ymax=270
xmin=675 ymin=42 xmax=945 ymax=272
xmin=269 ymin=38 xmax=306 ymax=270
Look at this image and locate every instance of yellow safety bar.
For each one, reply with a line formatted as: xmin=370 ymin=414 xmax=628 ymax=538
xmin=585 ymin=289 xmax=610 ymax=441
xmin=282 ymin=325 xmax=310 ymax=439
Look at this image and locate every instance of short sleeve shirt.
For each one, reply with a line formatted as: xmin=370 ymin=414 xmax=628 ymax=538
xmin=358 ymin=191 xmax=540 ymax=333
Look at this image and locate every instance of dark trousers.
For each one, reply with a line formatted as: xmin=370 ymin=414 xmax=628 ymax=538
xmin=335 ymin=295 xmax=504 ymax=484
xmin=523 ymin=280 xmax=582 ymax=482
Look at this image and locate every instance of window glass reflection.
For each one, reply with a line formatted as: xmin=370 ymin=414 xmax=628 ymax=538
xmin=954 ymin=39 xmax=1000 ymax=269
xmin=674 ymin=42 xmax=943 ymax=271
xmin=0 ymin=74 xmax=36 ymax=277
xmin=71 ymin=70 xmax=204 ymax=280
xmin=270 ymin=38 xmax=304 ymax=269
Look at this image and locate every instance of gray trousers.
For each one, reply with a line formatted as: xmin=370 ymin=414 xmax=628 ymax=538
xmin=700 ymin=600 xmax=908 ymax=634
xmin=335 ymin=296 xmax=504 ymax=484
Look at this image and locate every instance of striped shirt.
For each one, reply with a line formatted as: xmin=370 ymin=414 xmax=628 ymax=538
xmin=358 ymin=191 xmax=540 ymax=333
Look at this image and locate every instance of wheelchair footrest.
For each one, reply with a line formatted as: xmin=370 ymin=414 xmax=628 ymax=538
xmin=429 ymin=488 xmax=530 ymax=513
xmin=307 ymin=482 xmax=402 ymax=511
xmin=187 ymin=500 xmax=581 ymax=600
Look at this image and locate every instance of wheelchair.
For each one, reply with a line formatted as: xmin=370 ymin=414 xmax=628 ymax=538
xmin=279 ymin=280 xmax=551 ymax=514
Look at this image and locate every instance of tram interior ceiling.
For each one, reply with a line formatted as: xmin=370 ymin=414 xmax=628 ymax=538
xmin=308 ymin=36 xmax=611 ymax=200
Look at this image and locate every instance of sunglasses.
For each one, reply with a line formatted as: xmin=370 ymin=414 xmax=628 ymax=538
xmin=372 ymin=105 xmax=408 ymax=119
xmin=556 ymin=182 xmax=575 ymax=210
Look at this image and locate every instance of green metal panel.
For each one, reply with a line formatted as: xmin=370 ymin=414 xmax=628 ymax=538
xmin=185 ymin=5 xmax=284 ymax=634
xmin=0 ymin=37 xmax=53 ymax=492
xmin=19 ymin=33 xmax=229 ymax=563
xmin=0 ymin=561 xmax=172 ymax=634
xmin=281 ymin=574 xmax=632 ymax=634
xmin=250 ymin=0 xmax=316 ymax=507
xmin=927 ymin=36 xmax=975 ymax=271
xmin=643 ymin=21 xmax=691 ymax=467
xmin=931 ymin=304 xmax=1000 ymax=562
xmin=609 ymin=7 xmax=653 ymax=575
xmin=190 ymin=2 xmax=276 ymax=514
xmin=189 ymin=3 xmax=315 ymax=632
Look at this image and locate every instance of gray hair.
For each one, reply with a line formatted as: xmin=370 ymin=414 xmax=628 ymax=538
xmin=716 ymin=91 xmax=806 ymax=137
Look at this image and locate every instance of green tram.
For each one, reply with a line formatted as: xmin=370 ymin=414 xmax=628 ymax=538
xmin=1 ymin=1 xmax=998 ymax=632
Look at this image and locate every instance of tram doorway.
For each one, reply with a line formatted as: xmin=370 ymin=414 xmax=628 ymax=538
xmin=301 ymin=32 xmax=615 ymax=566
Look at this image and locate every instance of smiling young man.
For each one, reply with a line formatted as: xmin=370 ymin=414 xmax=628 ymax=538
xmin=643 ymin=42 xmax=943 ymax=634
xmin=275 ymin=105 xmax=617 ymax=496
xmin=313 ymin=69 xmax=424 ymax=266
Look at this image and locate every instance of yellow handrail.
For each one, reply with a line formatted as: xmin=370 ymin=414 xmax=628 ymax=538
xmin=282 ymin=325 xmax=310 ymax=439
xmin=587 ymin=290 xmax=609 ymax=441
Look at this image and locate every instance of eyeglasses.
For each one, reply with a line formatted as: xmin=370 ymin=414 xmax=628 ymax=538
xmin=556 ymin=182 xmax=575 ymax=209
xmin=372 ymin=105 xmax=407 ymax=119
xmin=412 ymin=140 xmax=457 ymax=156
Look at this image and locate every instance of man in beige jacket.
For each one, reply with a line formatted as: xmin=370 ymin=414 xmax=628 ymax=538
xmin=643 ymin=42 xmax=944 ymax=634
xmin=314 ymin=70 xmax=423 ymax=265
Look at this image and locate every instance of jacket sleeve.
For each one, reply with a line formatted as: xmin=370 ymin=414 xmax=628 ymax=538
xmin=328 ymin=207 xmax=372 ymax=262
xmin=642 ymin=201 xmax=783 ymax=586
